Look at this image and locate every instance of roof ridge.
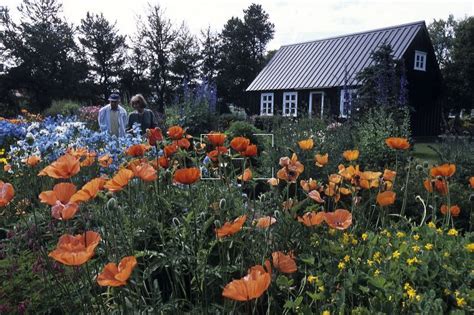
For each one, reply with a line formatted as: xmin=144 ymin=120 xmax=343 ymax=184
xmin=281 ymin=20 xmax=425 ymax=48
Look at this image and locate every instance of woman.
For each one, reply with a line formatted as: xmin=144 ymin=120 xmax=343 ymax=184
xmin=127 ymin=94 xmax=157 ymax=134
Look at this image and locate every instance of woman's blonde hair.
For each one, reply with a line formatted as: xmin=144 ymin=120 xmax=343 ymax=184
xmin=130 ymin=94 xmax=147 ymax=109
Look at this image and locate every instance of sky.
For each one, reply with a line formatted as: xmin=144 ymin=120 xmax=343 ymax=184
xmin=2 ymin=0 xmax=473 ymax=50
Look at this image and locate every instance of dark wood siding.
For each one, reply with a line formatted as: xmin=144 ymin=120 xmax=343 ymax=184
xmin=402 ymin=27 xmax=442 ymax=136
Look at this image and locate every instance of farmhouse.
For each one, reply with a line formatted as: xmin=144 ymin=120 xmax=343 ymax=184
xmin=246 ymin=21 xmax=442 ymax=136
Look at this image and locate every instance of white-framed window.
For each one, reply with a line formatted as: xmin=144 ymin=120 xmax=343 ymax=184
xmin=260 ymin=93 xmax=274 ymax=116
xmin=339 ymin=89 xmax=357 ymax=118
xmin=414 ymin=51 xmax=427 ymax=71
xmin=283 ymin=92 xmax=298 ymax=117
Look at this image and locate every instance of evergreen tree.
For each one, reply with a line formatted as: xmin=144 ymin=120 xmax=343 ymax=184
xmin=137 ymin=4 xmax=178 ymax=113
xmin=0 ymin=0 xmax=88 ymax=111
xmin=171 ymin=24 xmax=200 ymax=97
xmin=79 ymin=12 xmax=126 ymax=101
xmin=199 ymin=26 xmax=220 ymax=84
xmin=217 ymin=3 xmax=274 ymax=108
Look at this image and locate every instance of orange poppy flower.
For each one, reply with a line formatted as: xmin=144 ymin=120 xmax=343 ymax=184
xmin=80 ymin=152 xmax=96 ymax=167
xmin=125 ymin=144 xmax=150 ymax=157
xmin=207 ymin=147 xmax=228 ymax=162
xmin=173 ymin=167 xmax=201 ymax=185
xmin=207 ymin=132 xmax=226 ymax=146
xmin=3 ymin=164 xmax=11 ymax=172
xmin=359 ymin=171 xmax=382 ymax=190
xmin=340 ymin=187 xmax=353 ymax=195
xmin=97 ymin=256 xmax=138 ymax=287
xmin=238 ymin=168 xmax=253 ymax=182
xmin=324 ymin=209 xmax=352 ymax=230
xmin=48 ymin=231 xmax=101 ymax=266
xmin=470 ymin=176 xmax=474 ymax=189
xmin=300 ymin=178 xmax=318 ymax=192
xmin=297 ymin=211 xmax=325 ymax=227
xmin=253 ymin=216 xmax=276 ymax=228
xmin=230 ymin=137 xmax=250 ymax=152
xmin=104 ymin=169 xmax=134 ymax=192
xmin=308 ymin=190 xmax=324 ymax=203
xmin=130 ymin=162 xmax=157 ymax=182
xmin=338 ymin=165 xmax=360 ymax=181
xmin=423 ymin=179 xmax=433 ymax=192
xmin=430 ymin=163 xmax=456 ymax=178
xmin=277 ymin=154 xmax=305 ymax=183
xmin=0 ymin=181 xmax=15 ymax=207
xmin=385 ymin=137 xmax=410 ymax=150
xmin=267 ymin=178 xmax=279 ymax=186
xmin=383 ymin=169 xmax=397 ymax=182
xmin=39 ymin=182 xmax=79 ymax=220
xmin=23 ymin=155 xmax=41 ymax=167
xmin=440 ymin=204 xmax=460 ymax=217
xmin=315 ymin=153 xmax=328 ymax=167
xmin=434 ymin=178 xmax=448 ymax=195
xmin=241 ymin=144 xmax=257 ymax=157
xmin=167 ymin=125 xmax=185 ymax=140
xmin=147 ymin=127 xmax=163 ymax=146
xmin=157 ymin=156 xmax=169 ymax=169
xmin=98 ymin=154 xmax=113 ymax=168
xmin=376 ymin=191 xmax=396 ymax=206
xmin=272 ymin=251 xmax=297 ymax=274
xmin=222 ymin=260 xmax=271 ymax=301
xmin=298 ymin=138 xmax=314 ymax=150
xmin=164 ymin=144 xmax=178 ymax=157
xmin=67 ymin=147 xmax=88 ymax=157
xmin=38 ymin=154 xmax=80 ymax=179
xmin=343 ymin=150 xmax=359 ymax=161
xmin=70 ymin=178 xmax=106 ymax=204
xmin=174 ymin=138 xmax=191 ymax=150
xmin=215 ymin=215 xmax=247 ymax=238
xmin=282 ymin=199 xmax=295 ymax=211
xmin=329 ymin=174 xmax=343 ymax=184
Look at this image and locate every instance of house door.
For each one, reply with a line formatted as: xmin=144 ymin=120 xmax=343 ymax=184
xmin=309 ymin=92 xmax=325 ymax=118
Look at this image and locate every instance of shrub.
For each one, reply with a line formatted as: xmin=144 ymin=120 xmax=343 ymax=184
xmin=354 ymin=106 xmax=411 ymax=168
xmin=165 ymin=101 xmax=217 ymax=136
xmin=43 ymin=100 xmax=81 ymax=117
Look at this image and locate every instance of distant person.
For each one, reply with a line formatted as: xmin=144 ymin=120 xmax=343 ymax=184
xmin=127 ymin=94 xmax=157 ymax=134
xmin=98 ymin=93 xmax=128 ymax=137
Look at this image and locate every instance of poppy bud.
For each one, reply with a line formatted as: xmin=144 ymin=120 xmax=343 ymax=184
xmin=214 ymin=220 xmax=221 ymax=228
xmin=415 ymin=165 xmax=423 ymax=172
xmin=219 ymin=199 xmax=226 ymax=210
xmin=106 ymin=198 xmax=118 ymax=210
xmin=172 ymin=217 xmax=181 ymax=227
xmin=422 ymin=161 xmax=429 ymax=168
xmin=469 ymin=194 xmax=474 ymax=202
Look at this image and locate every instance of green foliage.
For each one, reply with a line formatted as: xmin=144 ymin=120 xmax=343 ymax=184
xmin=226 ymin=120 xmax=263 ymax=146
xmin=165 ymin=101 xmax=217 ymax=136
xmin=43 ymin=99 xmax=81 ymax=117
xmin=354 ymin=107 xmax=411 ymax=167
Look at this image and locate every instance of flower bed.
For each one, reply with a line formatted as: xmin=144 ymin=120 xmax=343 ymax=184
xmin=0 ymin=117 xmax=473 ymax=313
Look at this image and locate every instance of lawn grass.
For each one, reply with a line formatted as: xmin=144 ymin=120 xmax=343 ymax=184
xmin=412 ymin=142 xmax=440 ymax=165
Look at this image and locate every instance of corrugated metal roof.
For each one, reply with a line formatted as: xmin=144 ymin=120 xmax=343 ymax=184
xmin=247 ymin=21 xmax=425 ymax=91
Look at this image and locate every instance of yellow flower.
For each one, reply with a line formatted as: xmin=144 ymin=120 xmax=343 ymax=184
xmin=407 ymin=257 xmax=420 ymax=266
xmin=443 ymin=251 xmax=450 ymax=257
xmin=342 ymin=233 xmax=350 ymax=244
xmin=318 ymin=285 xmax=325 ymax=292
xmin=427 ymin=221 xmax=436 ymax=228
xmin=374 ymin=269 xmax=381 ymax=276
xmin=436 ymin=228 xmax=443 ymax=234
xmin=373 ymin=252 xmax=382 ymax=263
xmin=412 ymin=245 xmax=421 ymax=253
xmin=396 ymin=231 xmax=406 ymax=238
xmin=381 ymin=229 xmax=391 ymax=237
xmin=322 ymin=310 xmax=330 ymax=315
xmin=328 ymin=228 xmax=336 ymax=235
xmin=413 ymin=234 xmax=420 ymax=241
xmin=424 ymin=243 xmax=433 ymax=250
xmin=367 ymin=259 xmax=374 ymax=266
xmin=338 ymin=262 xmax=346 ymax=270
xmin=307 ymin=275 xmax=318 ymax=284
xmin=456 ymin=297 xmax=466 ymax=307
xmin=447 ymin=228 xmax=458 ymax=236
xmin=444 ymin=288 xmax=451 ymax=295
xmin=392 ymin=250 xmax=401 ymax=259
xmin=343 ymin=255 xmax=350 ymax=262
xmin=465 ymin=243 xmax=474 ymax=253
xmin=361 ymin=233 xmax=368 ymax=241
xmin=351 ymin=239 xmax=358 ymax=245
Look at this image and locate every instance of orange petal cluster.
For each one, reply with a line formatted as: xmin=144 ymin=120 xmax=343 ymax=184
xmin=0 ymin=181 xmax=15 ymax=207
xmin=104 ymin=169 xmax=134 ymax=192
xmin=272 ymin=251 xmax=297 ymax=274
xmin=315 ymin=153 xmax=328 ymax=167
xmin=207 ymin=132 xmax=227 ymax=146
xmin=38 ymin=154 xmax=80 ymax=179
xmin=230 ymin=137 xmax=250 ymax=152
xmin=385 ymin=137 xmax=410 ymax=150
xmin=97 ymin=256 xmax=138 ymax=287
xmin=430 ymin=163 xmax=456 ymax=178
xmin=70 ymin=178 xmax=106 ymax=203
xmin=298 ymin=138 xmax=314 ymax=151
xmin=254 ymin=216 xmax=276 ymax=229
xmin=39 ymin=182 xmax=79 ymax=220
xmin=324 ymin=209 xmax=352 ymax=230
xmin=277 ymin=154 xmax=304 ymax=183
xmin=440 ymin=204 xmax=460 ymax=217
xmin=343 ymin=150 xmax=359 ymax=161
xmin=48 ymin=231 xmax=101 ymax=266
xmin=376 ymin=191 xmax=396 ymax=207
xmin=125 ymin=144 xmax=150 ymax=157
xmin=216 ymin=215 xmax=247 ymax=238
xmin=222 ymin=260 xmax=271 ymax=301
xmin=173 ymin=167 xmax=201 ymax=185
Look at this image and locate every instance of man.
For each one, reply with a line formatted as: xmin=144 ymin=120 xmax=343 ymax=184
xmin=98 ymin=93 xmax=128 ymax=137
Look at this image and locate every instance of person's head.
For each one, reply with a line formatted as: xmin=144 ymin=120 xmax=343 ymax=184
xmin=130 ymin=94 xmax=147 ymax=113
xmin=108 ymin=93 xmax=120 ymax=110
